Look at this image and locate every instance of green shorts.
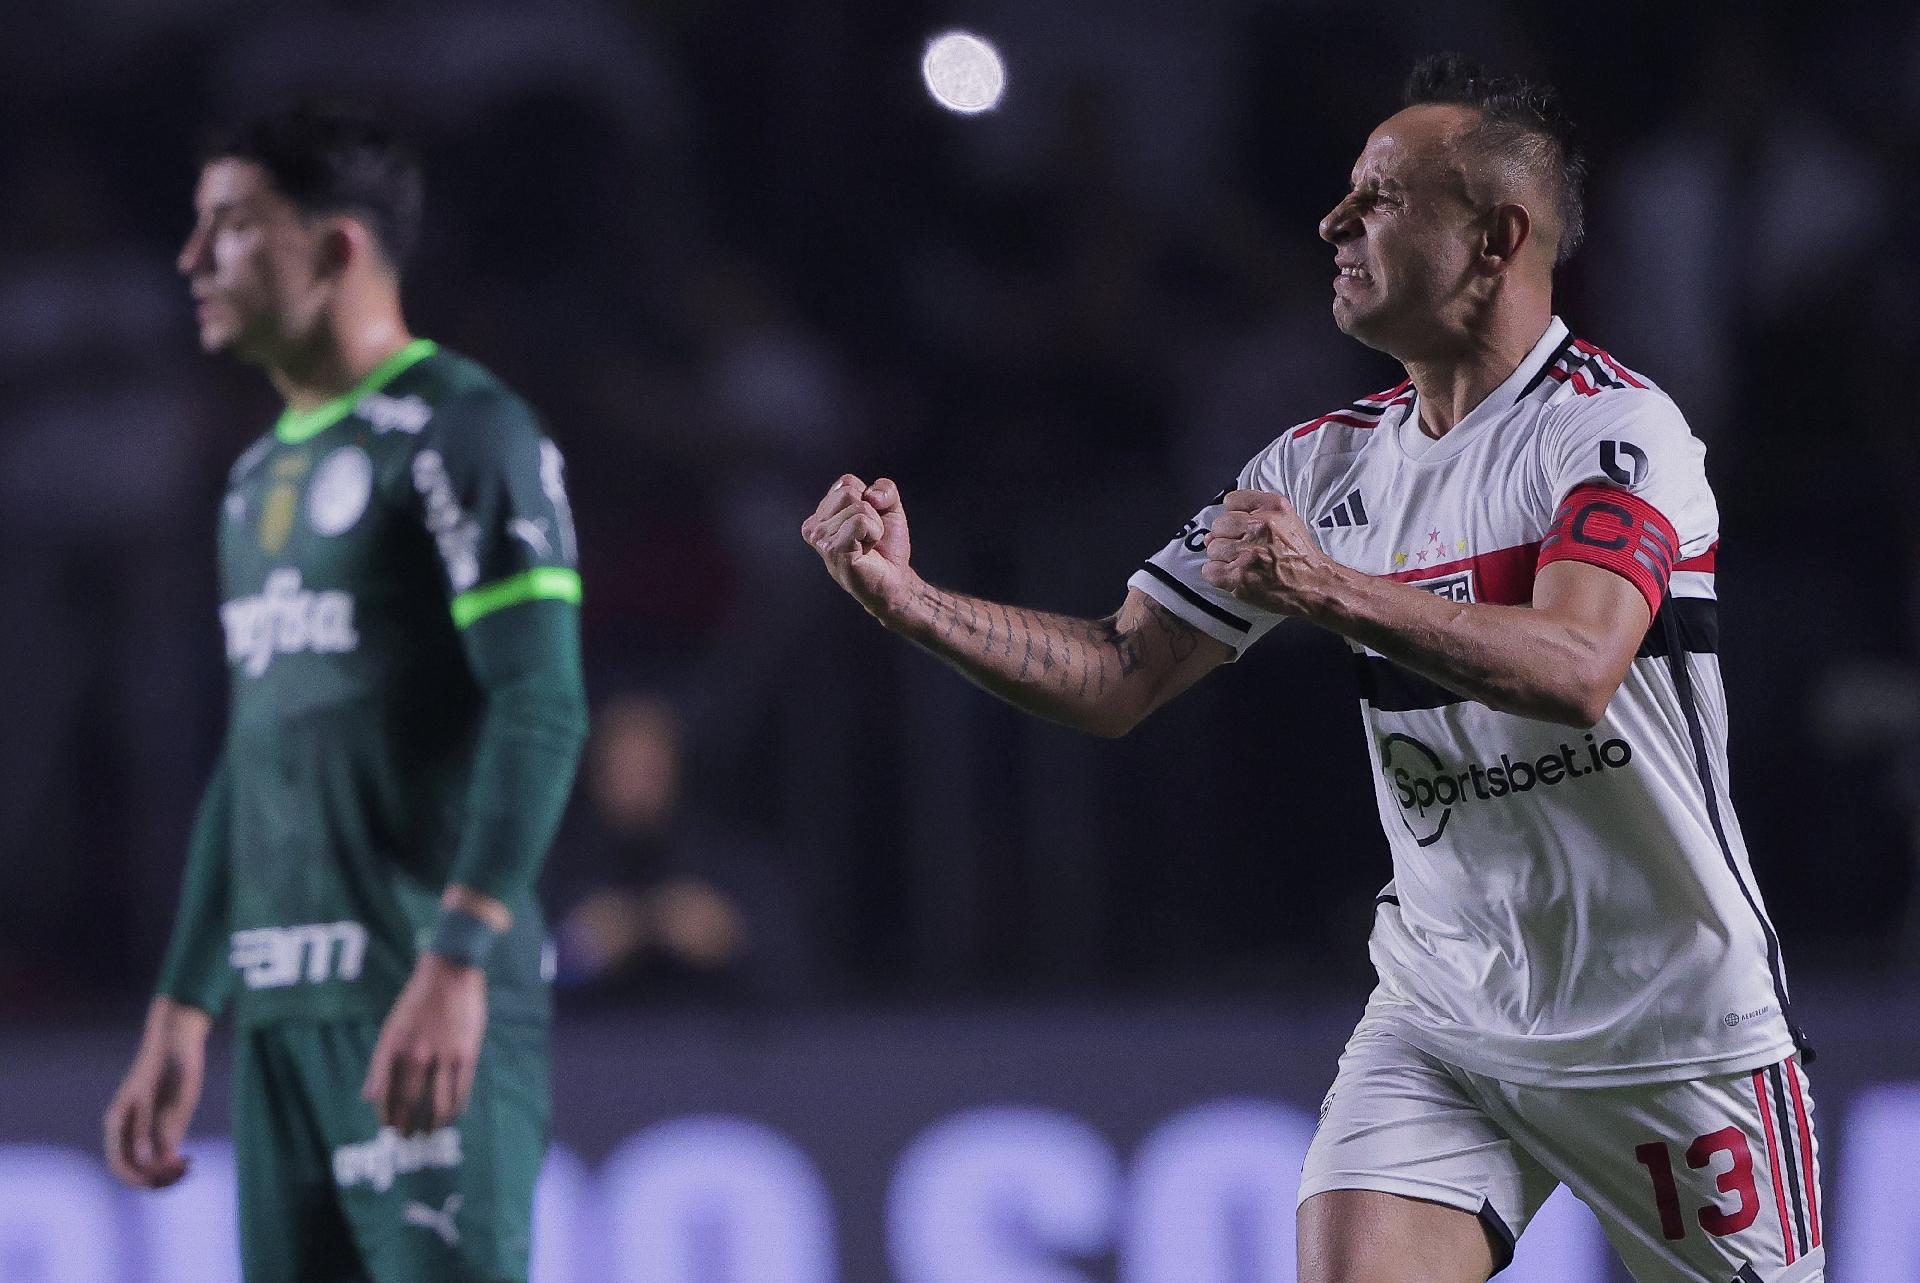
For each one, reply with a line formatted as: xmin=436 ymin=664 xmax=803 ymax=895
xmin=232 ymin=1018 xmax=550 ymax=1283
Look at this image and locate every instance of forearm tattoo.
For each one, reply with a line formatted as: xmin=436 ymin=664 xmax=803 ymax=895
xmin=911 ymin=585 xmax=1201 ymax=718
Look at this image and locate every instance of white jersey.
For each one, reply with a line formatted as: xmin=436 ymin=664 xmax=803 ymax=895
xmin=1131 ymin=317 xmax=1802 ymax=1087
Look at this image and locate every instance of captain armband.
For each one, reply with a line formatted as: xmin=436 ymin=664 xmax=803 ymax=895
xmin=1536 ymin=483 xmax=1679 ymax=618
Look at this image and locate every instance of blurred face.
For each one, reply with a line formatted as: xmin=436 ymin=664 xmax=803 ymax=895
xmin=590 ymin=699 xmax=682 ymax=832
xmin=176 ymin=159 xmax=329 ymax=359
xmin=1318 ymin=105 xmax=1484 ymax=357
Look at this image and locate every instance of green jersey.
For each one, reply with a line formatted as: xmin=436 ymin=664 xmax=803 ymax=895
xmin=157 ymin=340 xmax=587 ymax=1029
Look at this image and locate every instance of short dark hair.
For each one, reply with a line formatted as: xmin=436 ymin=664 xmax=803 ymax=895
xmin=204 ymin=102 xmax=424 ymax=271
xmin=1402 ymin=53 xmax=1586 ymax=267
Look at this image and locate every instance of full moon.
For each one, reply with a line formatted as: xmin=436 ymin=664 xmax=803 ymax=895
xmin=922 ymin=31 xmax=1006 ymax=115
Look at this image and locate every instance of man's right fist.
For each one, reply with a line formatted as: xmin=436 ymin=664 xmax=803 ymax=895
xmin=801 ymin=474 xmax=920 ymax=622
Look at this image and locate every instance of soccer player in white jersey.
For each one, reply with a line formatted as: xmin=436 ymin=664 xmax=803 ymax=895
xmin=803 ymin=52 xmax=1820 ymax=1283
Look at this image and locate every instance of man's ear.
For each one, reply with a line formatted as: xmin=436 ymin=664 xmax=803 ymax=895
xmin=316 ymin=216 xmax=376 ymax=278
xmin=1481 ymin=201 xmax=1534 ymax=272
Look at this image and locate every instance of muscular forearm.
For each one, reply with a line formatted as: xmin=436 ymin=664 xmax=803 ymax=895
xmin=1303 ymin=566 xmax=1622 ymax=726
xmin=891 ymin=582 xmax=1200 ymax=737
xmin=804 ymin=475 xmax=1225 ymax=733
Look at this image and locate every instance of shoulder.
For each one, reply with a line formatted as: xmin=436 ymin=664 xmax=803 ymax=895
xmin=1532 ymin=343 xmax=1714 ymax=525
xmin=1536 ymin=337 xmax=1697 ymax=466
xmin=1244 ymin=378 xmax=1410 ymax=487
xmin=1535 ymin=337 xmax=1685 ymax=434
xmin=402 ymin=351 xmax=546 ymax=458
xmin=1286 ymin=378 xmax=1413 ymax=446
xmin=227 ymin=434 xmax=276 ymax=486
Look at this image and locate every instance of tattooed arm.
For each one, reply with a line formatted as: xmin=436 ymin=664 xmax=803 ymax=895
xmin=802 ymin=475 xmax=1231 ymax=737
xmin=897 ymin=585 xmax=1227 ymax=736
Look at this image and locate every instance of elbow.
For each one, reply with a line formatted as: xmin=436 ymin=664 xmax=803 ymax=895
xmin=1543 ymin=677 xmax=1616 ymax=730
xmin=1083 ymin=700 xmax=1149 ymax=740
xmin=485 ymin=672 xmax=590 ymax=749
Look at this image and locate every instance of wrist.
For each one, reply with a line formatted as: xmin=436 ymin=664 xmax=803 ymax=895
xmin=1293 ymin=559 xmax=1360 ymax=628
xmin=147 ymin=995 xmax=213 ymax=1046
xmin=879 ymin=574 xmax=934 ymax=635
xmin=418 ymin=950 xmax=485 ymax=980
xmin=427 ymin=904 xmax=504 ymax=970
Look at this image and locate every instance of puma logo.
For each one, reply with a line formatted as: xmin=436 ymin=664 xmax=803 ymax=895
xmin=509 ymin=517 xmax=553 ymax=557
xmin=403 ymin=1193 xmax=462 ymax=1247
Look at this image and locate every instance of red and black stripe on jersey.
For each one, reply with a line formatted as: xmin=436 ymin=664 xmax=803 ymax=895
xmin=1353 ymin=518 xmax=1716 ymax=713
xmin=1516 ymin=334 xmax=1653 ymax=402
xmin=1293 ymin=380 xmax=1414 ymax=438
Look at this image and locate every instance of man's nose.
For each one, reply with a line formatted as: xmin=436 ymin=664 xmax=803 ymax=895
xmin=1319 ymin=197 xmax=1359 ymax=244
xmin=177 ymin=227 xmax=208 ymax=277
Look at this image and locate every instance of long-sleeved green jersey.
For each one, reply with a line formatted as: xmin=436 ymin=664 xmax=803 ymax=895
xmin=156 ymin=340 xmax=587 ymax=1028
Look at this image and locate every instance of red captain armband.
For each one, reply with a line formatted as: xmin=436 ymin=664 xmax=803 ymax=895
xmin=1536 ymin=484 xmax=1679 ymax=617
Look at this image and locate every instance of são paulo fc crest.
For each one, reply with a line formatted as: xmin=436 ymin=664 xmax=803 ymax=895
xmin=1408 ymin=570 xmax=1475 ymax=603
xmin=308 ymin=446 xmax=373 ymax=537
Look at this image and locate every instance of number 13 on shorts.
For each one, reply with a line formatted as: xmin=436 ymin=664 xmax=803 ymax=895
xmin=1627 ymin=1061 xmax=1822 ymax=1280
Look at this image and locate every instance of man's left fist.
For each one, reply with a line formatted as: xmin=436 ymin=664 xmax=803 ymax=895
xmin=1200 ymin=489 xmax=1336 ymax=615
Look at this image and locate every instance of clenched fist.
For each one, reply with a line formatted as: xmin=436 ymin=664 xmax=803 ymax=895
xmin=800 ymin=474 xmax=921 ymax=622
xmin=1201 ymin=489 xmax=1342 ymax=616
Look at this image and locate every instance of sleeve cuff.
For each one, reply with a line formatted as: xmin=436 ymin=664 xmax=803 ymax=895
xmin=1126 ymin=563 xmax=1264 ymax=655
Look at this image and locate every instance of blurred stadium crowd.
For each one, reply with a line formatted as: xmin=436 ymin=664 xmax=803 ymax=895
xmin=3 ymin=0 xmax=1919 ymax=1017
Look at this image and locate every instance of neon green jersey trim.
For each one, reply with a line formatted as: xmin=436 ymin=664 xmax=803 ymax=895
xmin=451 ymin=567 xmax=583 ymax=629
xmin=274 ymin=338 xmax=439 ymax=444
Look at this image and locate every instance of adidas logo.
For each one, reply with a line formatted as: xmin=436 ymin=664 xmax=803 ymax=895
xmin=1317 ymin=489 xmax=1369 ymax=530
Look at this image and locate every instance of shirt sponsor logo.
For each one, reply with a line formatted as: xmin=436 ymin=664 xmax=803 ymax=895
xmin=333 ymin=1126 xmax=463 ymax=1192
xmin=359 ymin=392 xmax=433 ymax=435
xmin=308 ymin=445 xmax=373 ymax=537
xmin=1380 ymin=731 xmax=1634 ymax=847
xmin=229 ymin=919 xmax=368 ymax=989
xmin=1601 ymin=439 xmax=1648 ymax=487
xmin=221 ymin=568 xmax=359 ymax=677
xmin=412 ymin=449 xmax=481 ymax=591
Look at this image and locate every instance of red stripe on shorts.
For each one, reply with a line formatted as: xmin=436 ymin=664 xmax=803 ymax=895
xmin=1753 ymin=1068 xmax=1795 ymax=1265
xmin=1787 ymin=1060 xmax=1820 ymax=1247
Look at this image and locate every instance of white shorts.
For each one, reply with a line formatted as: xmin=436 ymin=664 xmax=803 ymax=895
xmin=1299 ymin=1010 xmax=1826 ymax=1283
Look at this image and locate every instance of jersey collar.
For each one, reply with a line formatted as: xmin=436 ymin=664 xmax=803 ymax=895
xmin=273 ymin=338 xmax=438 ymax=445
xmin=1391 ymin=317 xmax=1570 ymax=464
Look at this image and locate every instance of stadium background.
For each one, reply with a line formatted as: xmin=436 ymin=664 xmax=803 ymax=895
xmin=2 ymin=1 xmax=1917 ymax=1280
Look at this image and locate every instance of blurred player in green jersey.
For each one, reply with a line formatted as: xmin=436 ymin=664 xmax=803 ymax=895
xmin=102 ymin=103 xmax=587 ymax=1283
